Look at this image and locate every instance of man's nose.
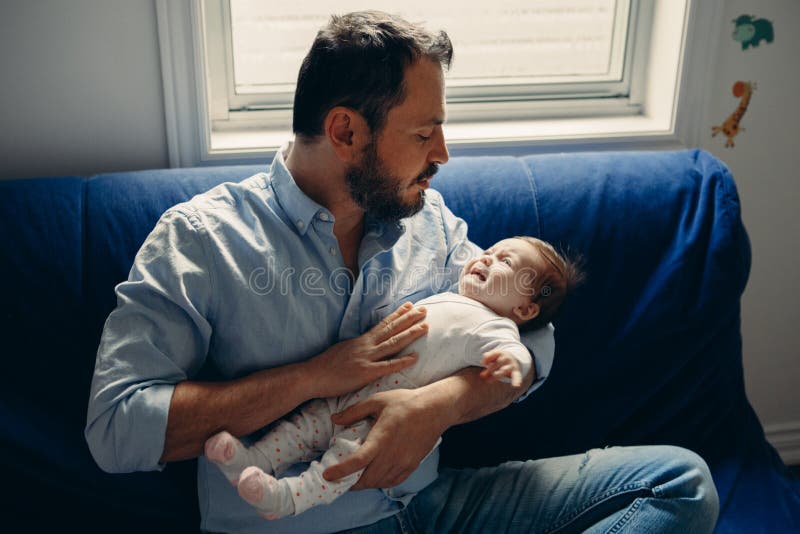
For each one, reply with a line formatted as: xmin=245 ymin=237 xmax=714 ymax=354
xmin=480 ymin=255 xmax=492 ymax=266
xmin=429 ymin=126 xmax=449 ymax=165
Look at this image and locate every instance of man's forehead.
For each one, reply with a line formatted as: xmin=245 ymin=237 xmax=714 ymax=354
xmin=389 ymin=59 xmax=446 ymax=126
xmin=391 ymin=95 xmax=445 ymax=126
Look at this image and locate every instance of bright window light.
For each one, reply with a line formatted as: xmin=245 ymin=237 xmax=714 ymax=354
xmin=224 ymin=0 xmax=633 ymax=111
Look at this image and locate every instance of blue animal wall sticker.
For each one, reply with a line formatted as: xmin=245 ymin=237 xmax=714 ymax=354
xmin=732 ymin=15 xmax=774 ymax=49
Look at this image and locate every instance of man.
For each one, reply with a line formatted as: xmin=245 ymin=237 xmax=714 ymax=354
xmin=86 ymin=11 xmax=719 ymax=533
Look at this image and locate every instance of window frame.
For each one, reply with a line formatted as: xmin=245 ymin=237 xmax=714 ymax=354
xmin=156 ymin=0 xmax=723 ymax=166
xmin=216 ymin=0 xmax=638 ymax=114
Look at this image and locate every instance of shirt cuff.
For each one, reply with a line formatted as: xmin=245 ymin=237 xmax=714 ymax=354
xmin=513 ymin=323 xmax=555 ymax=403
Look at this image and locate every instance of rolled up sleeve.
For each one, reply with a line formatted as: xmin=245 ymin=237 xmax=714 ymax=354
xmin=515 ymin=323 xmax=555 ymax=403
xmin=85 ymin=208 xmax=213 ymax=473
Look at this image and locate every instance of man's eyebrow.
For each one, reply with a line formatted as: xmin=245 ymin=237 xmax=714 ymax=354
xmin=421 ymin=116 xmax=446 ymax=127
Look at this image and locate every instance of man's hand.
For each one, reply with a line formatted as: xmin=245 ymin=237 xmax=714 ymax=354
xmin=321 ymin=388 xmax=446 ymax=489
xmin=319 ymin=365 xmax=534 ymax=489
xmin=480 ymin=349 xmax=523 ymax=387
xmin=306 ymin=303 xmax=428 ymax=398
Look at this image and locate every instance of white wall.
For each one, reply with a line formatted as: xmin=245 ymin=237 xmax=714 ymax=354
xmin=0 ymin=0 xmax=168 ymax=179
xmin=698 ymin=0 xmax=800 ymax=463
xmin=0 ymin=0 xmax=797 ymax=460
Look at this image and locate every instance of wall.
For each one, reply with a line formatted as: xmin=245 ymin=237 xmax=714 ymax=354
xmin=0 ymin=1 xmax=797 ymax=460
xmin=0 ymin=0 xmax=168 ymax=179
xmin=698 ymin=0 xmax=800 ymax=462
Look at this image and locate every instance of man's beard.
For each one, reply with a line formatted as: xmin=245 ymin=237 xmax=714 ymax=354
xmin=345 ymin=140 xmax=438 ymax=223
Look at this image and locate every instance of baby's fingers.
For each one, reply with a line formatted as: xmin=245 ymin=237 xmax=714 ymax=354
xmin=480 ymin=350 xmax=504 ymax=366
xmin=491 ymin=364 xmax=521 ymax=386
xmin=512 ymin=371 xmax=522 ymax=387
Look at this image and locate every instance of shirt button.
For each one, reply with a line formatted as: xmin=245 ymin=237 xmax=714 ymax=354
xmin=296 ymin=220 xmax=305 ymax=230
xmin=329 ymin=247 xmax=336 ymax=256
xmin=319 ymin=212 xmax=330 ymax=221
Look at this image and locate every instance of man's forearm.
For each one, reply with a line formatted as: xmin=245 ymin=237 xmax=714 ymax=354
xmin=418 ymin=365 xmax=536 ymax=431
xmin=160 ymin=361 xmax=313 ymax=463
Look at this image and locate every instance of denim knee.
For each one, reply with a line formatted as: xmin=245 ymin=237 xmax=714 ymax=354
xmin=654 ymin=445 xmax=720 ymax=532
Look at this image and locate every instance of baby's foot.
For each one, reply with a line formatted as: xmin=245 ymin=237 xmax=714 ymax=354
xmin=238 ymin=466 xmax=296 ymax=519
xmin=204 ymin=431 xmax=248 ymax=485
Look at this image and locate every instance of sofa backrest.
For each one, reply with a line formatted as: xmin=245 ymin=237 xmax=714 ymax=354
xmin=435 ymin=150 xmax=753 ymax=469
xmin=0 ymin=150 xmax=757 ymax=529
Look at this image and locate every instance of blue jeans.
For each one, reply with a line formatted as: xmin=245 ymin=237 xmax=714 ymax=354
xmin=341 ymin=445 xmax=719 ymax=533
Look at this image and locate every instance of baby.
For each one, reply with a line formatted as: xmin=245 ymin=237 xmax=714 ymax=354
xmin=204 ymin=236 xmax=581 ymax=519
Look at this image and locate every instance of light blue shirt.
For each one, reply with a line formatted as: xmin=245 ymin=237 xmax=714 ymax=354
xmin=85 ymin=144 xmax=554 ymax=533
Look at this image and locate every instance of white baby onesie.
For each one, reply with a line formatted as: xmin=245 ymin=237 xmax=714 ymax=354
xmin=211 ymin=292 xmax=532 ymax=518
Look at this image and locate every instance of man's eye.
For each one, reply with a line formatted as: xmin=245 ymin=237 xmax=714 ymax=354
xmin=417 ymin=134 xmax=431 ymax=142
xmin=503 ymin=258 xmax=512 ymax=266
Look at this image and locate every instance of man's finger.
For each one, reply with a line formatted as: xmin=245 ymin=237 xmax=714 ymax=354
xmin=372 ymin=304 xmax=426 ymax=344
xmin=323 ymin=440 xmax=377 ymax=482
xmin=331 ymin=399 xmax=379 ymax=427
xmin=375 ymin=322 xmax=428 ymax=357
xmin=352 ymin=461 xmax=401 ymax=490
xmin=373 ymin=353 xmax=418 ymax=375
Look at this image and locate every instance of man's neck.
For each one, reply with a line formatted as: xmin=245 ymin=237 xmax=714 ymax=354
xmin=285 ymin=138 xmax=365 ymax=238
xmin=285 ymin=138 xmax=365 ymax=277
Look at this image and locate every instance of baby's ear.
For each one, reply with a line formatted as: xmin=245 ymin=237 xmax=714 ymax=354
xmin=513 ymin=301 xmax=539 ymax=323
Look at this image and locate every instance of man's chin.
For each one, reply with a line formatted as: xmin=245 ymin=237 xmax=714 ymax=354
xmin=404 ymin=192 xmax=426 ymax=218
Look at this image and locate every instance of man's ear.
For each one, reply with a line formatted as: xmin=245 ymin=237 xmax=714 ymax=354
xmin=513 ymin=301 xmax=540 ymax=324
xmin=324 ymin=106 xmax=371 ymax=163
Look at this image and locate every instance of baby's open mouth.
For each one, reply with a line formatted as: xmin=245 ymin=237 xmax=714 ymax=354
xmin=470 ymin=269 xmax=487 ymax=282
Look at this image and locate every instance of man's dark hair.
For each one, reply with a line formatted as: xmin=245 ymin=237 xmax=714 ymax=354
xmin=292 ymin=11 xmax=453 ymax=139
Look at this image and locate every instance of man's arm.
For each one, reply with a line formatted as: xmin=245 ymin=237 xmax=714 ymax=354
xmin=85 ymin=208 xmax=426 ymax=472
xmin=160 ymin=362 xmax=310 ymax=463
xmin=160 ymin=303 xmax=428 ymax=463
xmin=323 ymin=364 xmax=535 ymax=489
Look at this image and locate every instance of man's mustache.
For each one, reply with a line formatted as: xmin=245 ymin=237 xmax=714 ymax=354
xmin=416 ymin=163 xmax=439 ymax=182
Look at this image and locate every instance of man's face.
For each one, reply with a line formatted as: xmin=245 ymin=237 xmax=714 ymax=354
xmin=345 ymin=138 xmax=438 ymax=222
xmin=345 ymin=58 xmax=449 ymax=222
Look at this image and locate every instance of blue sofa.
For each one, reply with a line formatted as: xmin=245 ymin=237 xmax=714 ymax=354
xmin=1 ymin=149 xmax=798 ymax=532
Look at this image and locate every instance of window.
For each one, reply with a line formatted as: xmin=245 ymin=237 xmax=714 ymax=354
xmin=221 ymin=1 xmax=633 ymax=111
xmin=156 ymin=0 xmax=717 ymax=165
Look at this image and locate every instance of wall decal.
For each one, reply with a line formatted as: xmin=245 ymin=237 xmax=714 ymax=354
xmin=732 ymin=15 xmax=774 ymax=49
xmin=711 ymin=81 xmax=755 ymax=148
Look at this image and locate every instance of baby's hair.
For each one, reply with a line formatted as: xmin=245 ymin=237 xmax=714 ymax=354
xmin=515 ymin=237 xmax=585 ymax=331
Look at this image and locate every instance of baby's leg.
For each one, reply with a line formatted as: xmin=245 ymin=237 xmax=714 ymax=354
xmin=238 ymin=419 xmax=370 ymax=519
xmin=205 ymin=430 xmax=273 ymax=486
xmin=259 ymin=398 xmax=337 ymax=477
xmin=205 ymin=398 xmax=335 ymax=485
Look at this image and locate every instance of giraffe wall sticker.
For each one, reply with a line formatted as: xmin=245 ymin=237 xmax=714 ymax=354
xmin=711 ymin=81 xmax=755 ymax=148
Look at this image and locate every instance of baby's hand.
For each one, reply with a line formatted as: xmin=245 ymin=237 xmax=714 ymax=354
xmin=480 ymin=349 xmax=523 ymax=387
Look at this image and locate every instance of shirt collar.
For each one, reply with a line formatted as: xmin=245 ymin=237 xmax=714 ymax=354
xmin=269 ymin=142 xmax=328 ymax=236
xmin=365 ymin=214 xmax=406 ymax=252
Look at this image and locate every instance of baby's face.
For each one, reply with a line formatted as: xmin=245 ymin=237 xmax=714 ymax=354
xmin=459 ymin=238 xmax=544 ymax=323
